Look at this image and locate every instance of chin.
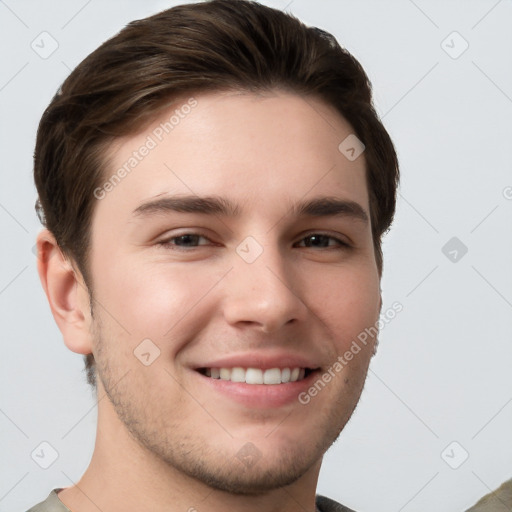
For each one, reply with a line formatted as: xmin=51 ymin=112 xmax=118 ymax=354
xmin=168 ymin=444 xmax=320 ymax=496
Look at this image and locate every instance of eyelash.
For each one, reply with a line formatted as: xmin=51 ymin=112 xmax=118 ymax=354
xmin=156 ymin=232 xmax=350 ymax=251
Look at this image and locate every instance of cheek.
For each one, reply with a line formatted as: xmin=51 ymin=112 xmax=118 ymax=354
xmin=91 ymin=256 xmax=225 ymax=349
xmin=305 ymin=264 xmax=381 ymax=345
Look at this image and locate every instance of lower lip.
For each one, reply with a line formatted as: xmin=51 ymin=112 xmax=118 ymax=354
xmin=195 ymin=370 xmax=320 ymax=408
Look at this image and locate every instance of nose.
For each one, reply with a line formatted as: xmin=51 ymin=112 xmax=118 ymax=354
xmin=222 ymin=241 xmax=308 ymax=334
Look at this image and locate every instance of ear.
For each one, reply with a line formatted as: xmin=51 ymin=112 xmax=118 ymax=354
xmin=36 ymin=229 xmax=93 ymax=355
xmin=372 ymin=288 xmax=383 ymax=357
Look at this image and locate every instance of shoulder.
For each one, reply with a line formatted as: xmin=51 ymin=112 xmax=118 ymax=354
xmin=465 ymin=478 xmax=512 ymax=511
xmin=316 ymin=494 xmax=358 ymax=512
xmin=24 ymin=489 xmax=71 ymax=512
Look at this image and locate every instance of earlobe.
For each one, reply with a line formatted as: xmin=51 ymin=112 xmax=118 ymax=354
xmin=36 ymin=229 xmax=93 ymax=356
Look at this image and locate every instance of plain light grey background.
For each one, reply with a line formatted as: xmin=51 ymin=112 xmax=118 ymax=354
xmin=1 ymin=1 xmax=511 ymax=511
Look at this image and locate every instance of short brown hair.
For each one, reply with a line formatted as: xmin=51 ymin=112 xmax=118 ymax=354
xmin=34 ymin=0 xmax=399 ymax=389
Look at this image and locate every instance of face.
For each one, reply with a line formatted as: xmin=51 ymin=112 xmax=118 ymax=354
xmin=87 ymin=90 xmax=381 ymax=494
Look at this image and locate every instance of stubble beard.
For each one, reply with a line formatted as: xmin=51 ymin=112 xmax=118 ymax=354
xmin=90 ymin=306 xmax=369 ymax=496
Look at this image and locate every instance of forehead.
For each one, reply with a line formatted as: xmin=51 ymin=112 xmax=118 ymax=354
xmin=94 ymin=90 xmax=369 ymax=224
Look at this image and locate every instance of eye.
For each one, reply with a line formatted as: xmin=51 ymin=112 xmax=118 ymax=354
xmin=295 ymin=233 xmax=349 ymax=249
xmin=157 ymin=233 xmax=211 ymax=249
xmin=156 ymin=232 xmax=349 ymax=251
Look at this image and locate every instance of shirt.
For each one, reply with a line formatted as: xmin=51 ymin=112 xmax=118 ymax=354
xmin=25 ymin=488 xmax=357 ymax=512
xmin=464 ymin=478 xmax=512 ymax=511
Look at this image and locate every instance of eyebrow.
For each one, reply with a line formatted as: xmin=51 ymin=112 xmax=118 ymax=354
xmin=290 ymin=196 xmax=368 ymax=224
xmin=132 ymin=195 xmax=241 ymax=217
xmin=132 ymin=195 xmax=369 ymax=224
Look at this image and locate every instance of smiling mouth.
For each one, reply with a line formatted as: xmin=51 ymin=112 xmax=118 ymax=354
xmin=196 ymin=367 xmax=316 ymax=384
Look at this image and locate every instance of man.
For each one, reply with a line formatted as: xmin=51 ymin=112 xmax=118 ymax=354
xmin=29 ymin=0 xmax=399 ymax=511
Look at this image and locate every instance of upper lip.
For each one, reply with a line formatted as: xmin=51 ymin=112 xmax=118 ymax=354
xmin=192 ymin=351 xmax=322 ymax=371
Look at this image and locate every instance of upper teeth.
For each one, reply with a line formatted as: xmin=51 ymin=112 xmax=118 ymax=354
xmin=205 ymin=367 xmax=306 ymax=384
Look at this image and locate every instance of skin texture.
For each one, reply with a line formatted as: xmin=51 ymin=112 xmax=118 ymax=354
xmin=37 ymin=90 xmax=382 ymax=512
